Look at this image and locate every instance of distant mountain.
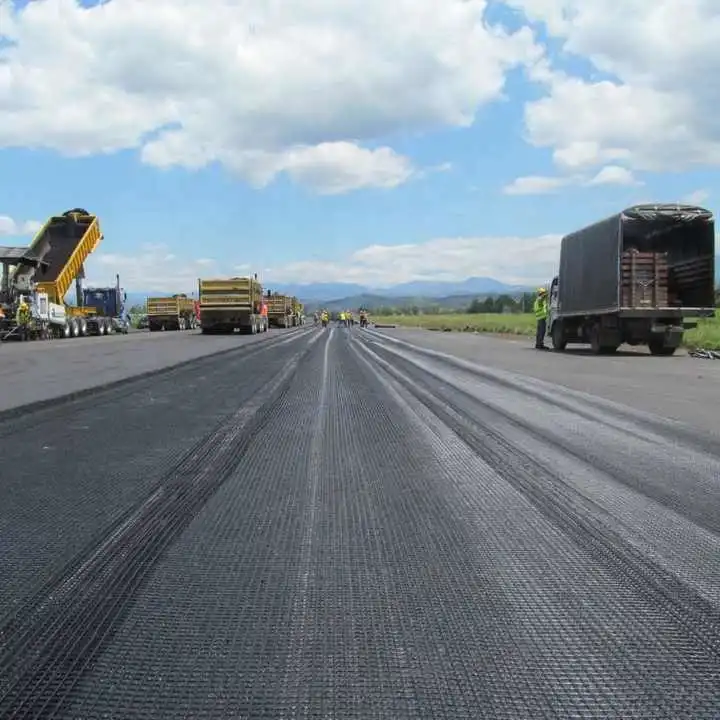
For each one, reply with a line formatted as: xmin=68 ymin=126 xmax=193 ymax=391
xmin=263 ymin=282 xmax=368 ymax=301
xmin=271 ymin=277 xmax=533 ymax=303
xmin=121 ymin=277 xmax=534 ymax=310
xmin=303 ymin=293 xmax=492 ymax=313
xmin=377 ymin=277 xmax=530 ymax=297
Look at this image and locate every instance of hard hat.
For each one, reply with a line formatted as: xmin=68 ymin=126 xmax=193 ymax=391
xmin=537 ymin=287 xmax=547 ymax=295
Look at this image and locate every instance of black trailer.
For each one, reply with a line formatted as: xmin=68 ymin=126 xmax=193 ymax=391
xmin=548 ymin=204 xmax=715 ymax=355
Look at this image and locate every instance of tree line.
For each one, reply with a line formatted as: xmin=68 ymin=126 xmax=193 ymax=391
xmin=371 ymin=293 xmax=537 ymax=316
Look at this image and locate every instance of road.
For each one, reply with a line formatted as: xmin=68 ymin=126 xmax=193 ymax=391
xmin=1 ymin=325 xmax=719 ymax=718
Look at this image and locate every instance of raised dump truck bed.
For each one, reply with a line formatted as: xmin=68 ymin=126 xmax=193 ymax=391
xmin=0 ymin=209 xmax=128 ymax=341
xmin=198 ymin=277 xmax=268 ymax=335
xmin=146 ymin=294 xmax=197 ymax=331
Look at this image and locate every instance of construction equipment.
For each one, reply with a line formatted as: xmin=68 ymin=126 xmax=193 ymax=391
xmin=264 ymin=292 xmax=305 ymax=328
xmin=265 ymin=292 xmax=293 ymax=328
xmin=198 ymin=275 xmax=269 ymax=335
xmin=0 ymin=209 xmax=129 ymax=341
xmin=548 ymin=204 xmax=716 ymax=355
xmin=146 ymin=294 xmax=198 ymax=331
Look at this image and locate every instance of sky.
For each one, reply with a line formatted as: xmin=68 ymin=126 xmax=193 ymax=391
xmin=0 ymin=0 xmax=718 ymax=293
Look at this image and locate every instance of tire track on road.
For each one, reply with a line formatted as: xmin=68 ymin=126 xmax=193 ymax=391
xmin=352 ymin=333 xmax=720 ymax=655
xmin=360 ymin=331 xmax=720 ymax=562
xmin=0 ymin=328 xmax=313 ymax=623
xmin=349 ymin=331 xmax=720 ymax=717
xmin=0 ymin=329 xmax=323 ymax=718
xmin=365 ymin=328 xmax=720 ymax=457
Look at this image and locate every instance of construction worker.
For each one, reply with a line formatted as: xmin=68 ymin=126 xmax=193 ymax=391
xmin=16 ymin=299 xmax=31 ymax=341
xmin=533 ymin=287 xmax=549 ymax=350
xmin=339 ymin=310 xmax=346 ymax=326
xmin=321 ymin=310 xmax=329 ymax=328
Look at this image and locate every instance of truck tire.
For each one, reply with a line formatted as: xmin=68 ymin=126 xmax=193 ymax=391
xmin=648 ymin=339 xmax=677 ymax=356
xmin=551 ymin=322 xmax=567 ymax=351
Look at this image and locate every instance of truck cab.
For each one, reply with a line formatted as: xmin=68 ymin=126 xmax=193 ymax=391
xmin=82 ymin=286 xmax=129 ymax=333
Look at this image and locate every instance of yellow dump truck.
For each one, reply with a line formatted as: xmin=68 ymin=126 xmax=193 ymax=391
xmin=146 ymin=294 xmax=197 ymax=331
xmin=265 ymin=293 xmax=293 ymax=328
xmin=198 ymin=276 xmax=268 ymax=335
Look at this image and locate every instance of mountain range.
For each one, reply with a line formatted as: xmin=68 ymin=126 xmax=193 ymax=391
xmin=264 ymin=276 xmax=533 ymax=300
xmin=124 ymin=258 xmax=720 ymax=310
xmin=123 ymin=276 xmax=533 ymax=311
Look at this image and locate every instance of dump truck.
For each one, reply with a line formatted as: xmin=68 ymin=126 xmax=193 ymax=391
xmin=198 ymin=275 xmax=269 ymax=334
xmin=548 ymin=204 xmax=716 ymax=355
xmin=0 ymin=208 xmax=129 ymax=341
xmin=265 ymin=292 xmax=293 ymax=328
xmin=146 ymin=294 xmax=198 ymax=331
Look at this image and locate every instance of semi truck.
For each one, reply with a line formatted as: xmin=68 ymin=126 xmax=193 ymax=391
xmin=146 ymin=294 xmax=198 ymax=331
xmin=0 ymin=208 xmax=129 ymax=341
xmin=198 ymin=275 xmax=269 ymax=335
xmin=548 ymin=203 xmax=716 ymax=355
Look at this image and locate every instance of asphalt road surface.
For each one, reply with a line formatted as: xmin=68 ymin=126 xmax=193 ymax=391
xmin=0 ymin=327 xmax=285 ymax=414
xmin=1 ymin=325 xmax=719 ymax=718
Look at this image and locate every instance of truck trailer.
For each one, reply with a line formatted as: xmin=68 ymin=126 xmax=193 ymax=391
xmin=0 ymin=209 xmax=129 ymax=341
xmin=548 ymin=204 xmax=716 ymax=355
xmin=198 ymin=276 xmax=269 ymax=335
xmin=146 ymin=294 xmax=198 ymax=331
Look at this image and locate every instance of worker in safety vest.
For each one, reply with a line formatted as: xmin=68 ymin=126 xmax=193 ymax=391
xmin=16 ymin=300 xmax=31 ymax=341
xmin=533 ymin=287 xmax=549 ymax=350
xmin=339 ymin=311 xmax=346 ymax=326
xmin=321 ymin=310 xmax=329 ymax=328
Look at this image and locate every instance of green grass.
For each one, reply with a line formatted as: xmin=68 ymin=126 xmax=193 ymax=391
xmin=373 ymin=312 xmax=720 ymax=349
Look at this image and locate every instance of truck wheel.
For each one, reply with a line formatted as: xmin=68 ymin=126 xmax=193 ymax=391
xmin=551 ymin=322 xmax=567 ymax=351
xmin=649 ymin=339 xmax=677 ymax=356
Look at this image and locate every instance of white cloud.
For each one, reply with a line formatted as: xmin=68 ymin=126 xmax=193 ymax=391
xmin=503 ymin=175 xmax=572 ymax=195
xmin=503 ymin=164 xmax=639 ymax=194
xmin=0 ymin=215 xmax=43 ymax=237
xmin=266 ymin=235 xmax=562 ymax=286
xmin=86 ymin=243 xmax=223 ymax=294
xmin=682 ymin=189 xmax=710 ymax=205
xmin=511 ymin=1 xmax=720 ymax=173
xmin=86 ymin=236 xmax=563 ymax=291
xmin=0 ymin=0 xmax=541 ymax=193
xmin=586 ymin=165 xmax=638 ymax=186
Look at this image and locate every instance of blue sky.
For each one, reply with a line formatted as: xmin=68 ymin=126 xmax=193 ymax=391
xmin=0 ymin=0 xmax=717 ymax=292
